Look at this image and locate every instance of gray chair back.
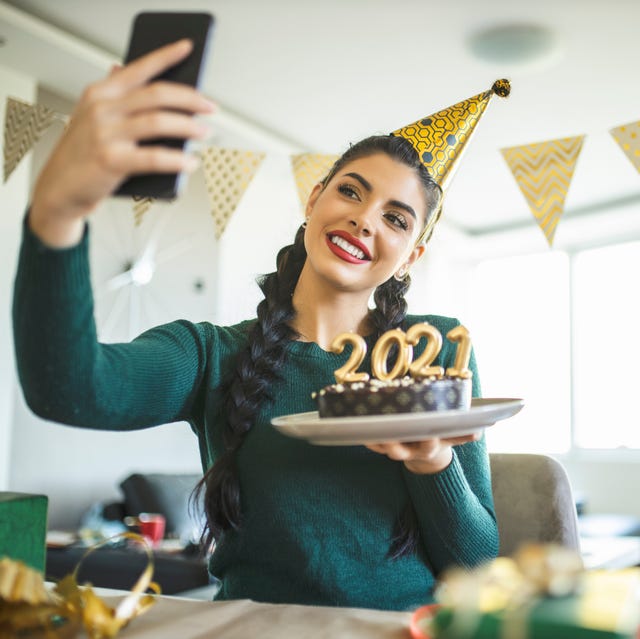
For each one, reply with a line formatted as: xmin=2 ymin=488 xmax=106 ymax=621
xmin=490 ymin=453 xmax=580 ymax=556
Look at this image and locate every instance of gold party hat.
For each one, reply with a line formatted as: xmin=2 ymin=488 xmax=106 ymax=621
xmin=391 ymin=79 xmax=510 ymax=192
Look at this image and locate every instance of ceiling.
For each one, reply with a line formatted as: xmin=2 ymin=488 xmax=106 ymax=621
xmin=1 ymin=0 xmax=639 ymax=239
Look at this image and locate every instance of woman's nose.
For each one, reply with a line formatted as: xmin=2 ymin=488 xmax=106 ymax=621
xmin=349 ymin=206 xmax=375 ymax=236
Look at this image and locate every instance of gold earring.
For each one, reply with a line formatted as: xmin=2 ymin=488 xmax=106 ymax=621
xmin=394 ymin=265 xmax=409 ymax=281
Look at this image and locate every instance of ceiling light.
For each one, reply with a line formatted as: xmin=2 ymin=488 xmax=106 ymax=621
xmin=467 ymin=23 xmax=562 ymax=69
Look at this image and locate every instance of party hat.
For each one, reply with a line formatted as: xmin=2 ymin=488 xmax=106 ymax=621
xmin=391 ymin=79 xmax=510 ymax=192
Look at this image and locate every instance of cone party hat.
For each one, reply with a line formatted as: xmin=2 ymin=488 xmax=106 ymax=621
xmin=391 ymin=79 xmax=510 ymax=192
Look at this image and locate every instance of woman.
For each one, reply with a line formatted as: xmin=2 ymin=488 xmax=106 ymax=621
xmin=13 ymin=40 xmax=498 ymax=610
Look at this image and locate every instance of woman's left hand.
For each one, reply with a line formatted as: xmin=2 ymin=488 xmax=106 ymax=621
xmin=365 ymin=433 xmax=480 ymax=474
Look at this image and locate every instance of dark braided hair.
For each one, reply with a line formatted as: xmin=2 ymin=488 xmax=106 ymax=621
xmin=194 ymin=135 xmax=442 ymax=556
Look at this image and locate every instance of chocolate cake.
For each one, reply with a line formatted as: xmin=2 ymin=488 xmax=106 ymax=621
xmin=313 ymin=376 xmax=472 ymax=418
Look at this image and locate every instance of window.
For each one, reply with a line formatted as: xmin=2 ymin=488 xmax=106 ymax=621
xmin=470 ymin=241 xmax=640 ymax=453
xmin=470 ymin=251 xmax=571 ymax=454
xmin=572 ymin=241 xmax=640 ymax=449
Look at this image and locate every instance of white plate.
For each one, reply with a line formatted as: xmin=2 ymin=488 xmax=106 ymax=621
xmin=271 ymin=398 xmax=524 ymax=446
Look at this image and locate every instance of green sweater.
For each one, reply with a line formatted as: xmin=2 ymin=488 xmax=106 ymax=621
xmin=12 ymin=219 xmax=498 ymax=611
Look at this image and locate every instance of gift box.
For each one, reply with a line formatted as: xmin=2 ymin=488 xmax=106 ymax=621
xmin=0 ymin=492 xmax=48 ymax=572
xmin=432 ymin=566 xmax=640 ymax=639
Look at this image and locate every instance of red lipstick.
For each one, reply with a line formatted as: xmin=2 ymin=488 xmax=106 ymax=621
xmin=326 ymin=230 xmax=372 ymax=264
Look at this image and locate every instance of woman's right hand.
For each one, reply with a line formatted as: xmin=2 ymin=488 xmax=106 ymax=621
xmin=30 ymin=38 xmax=216 ymax=247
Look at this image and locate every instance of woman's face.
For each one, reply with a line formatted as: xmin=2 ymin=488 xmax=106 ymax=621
xmin=303 ymin=152 xmax=428 ymax=294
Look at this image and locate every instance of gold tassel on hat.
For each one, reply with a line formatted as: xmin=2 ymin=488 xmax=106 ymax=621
xmin=391 ymin=79 xmax=510 ymax=191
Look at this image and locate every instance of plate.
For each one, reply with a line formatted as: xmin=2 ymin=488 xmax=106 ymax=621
xmin=271 ymin=398 xmax=523 ymax=446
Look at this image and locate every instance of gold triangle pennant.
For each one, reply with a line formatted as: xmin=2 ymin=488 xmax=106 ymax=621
xmin=610 ymin=120 xmax=640 ymax=174
xmin=3 ymin=97 xmax=58 ymax=183
xmin=501 ymin=136 xmax=585 ymax=246
xmin=132 ymin=196 xmax=155 ymax=226
xmin=290 ymin=153 xmax=338 ymax=211
xmin=201 ymin=146 xmax=265 ymax=239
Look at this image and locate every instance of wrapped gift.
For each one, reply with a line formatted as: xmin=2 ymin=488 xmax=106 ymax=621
xmin=432 ymin=545 xmax=640 ymax=639
xmin=0 ymin=492 xmax=48 ymax=572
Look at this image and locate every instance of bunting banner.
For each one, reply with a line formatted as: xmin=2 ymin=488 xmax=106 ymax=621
xmin=290 ymin=153 xmax=338 ymax=210
xmin=3 ymin=97 xmax=639 ymax=246
xmin=500 ymin=136 xmax=585 ymax=246
xmin=3 ymin=97 xmax=59 ymax=183
xmin=201 ymin=146 xmax=265 ymax=239
xmin=610 ymin=120 xmax=640 ymax=174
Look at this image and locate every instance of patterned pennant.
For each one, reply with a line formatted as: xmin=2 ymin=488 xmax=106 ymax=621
xmin=201 ymin=147 xmax=265 ymax=239
xmin=290 ymin=153 xmax=338 ymax=210
xmin=132 ymin=196 xmax=155 ymax=226
xmin=501 ymin=136 xmax=585 ymax=246
xmin=3 ymin=97 xmax=57 ymax=183
xmin=610 ymin=120 xmax=640 ymax=174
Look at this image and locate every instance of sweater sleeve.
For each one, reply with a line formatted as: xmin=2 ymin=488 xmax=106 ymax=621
xmin=12 ymin=215 xmax=209 ymax=431
xmin=402 ymin=317 xmax=499 ymax=574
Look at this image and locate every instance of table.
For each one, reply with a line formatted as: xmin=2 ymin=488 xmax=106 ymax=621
xmin=99 ymin=590 xmax=413 ymax=639
xmin=580 ymin=536 xmax=640 ymax=569
xmin=46 ymin=544 xmax=209 ymax=595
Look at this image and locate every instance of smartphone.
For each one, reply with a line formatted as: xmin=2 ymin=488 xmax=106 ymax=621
xmin=114 ymin=11 xmax=215 ymax=199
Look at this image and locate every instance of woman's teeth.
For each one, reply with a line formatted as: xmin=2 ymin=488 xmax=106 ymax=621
xmin=331 ymin=236 xmax=366 ymax=260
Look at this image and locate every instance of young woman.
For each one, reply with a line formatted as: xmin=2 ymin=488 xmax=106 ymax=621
xmin=13 ymin=40 xmax=498 ymax=610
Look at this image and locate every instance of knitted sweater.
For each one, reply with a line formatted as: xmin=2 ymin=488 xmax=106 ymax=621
xmin=12 ymin=219 xmax=499 ymax=610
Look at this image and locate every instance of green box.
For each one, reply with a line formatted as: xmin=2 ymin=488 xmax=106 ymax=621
xmin=433 ymin=590 xmax=640 ymax=639
xmin=0 ymin=492 xmax=48 ymax=573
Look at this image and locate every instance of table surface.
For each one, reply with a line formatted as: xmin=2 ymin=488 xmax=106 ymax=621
xmin=97 ymin=590 xmax=413 ymax=639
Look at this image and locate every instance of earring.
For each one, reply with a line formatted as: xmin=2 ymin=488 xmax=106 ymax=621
xmin=394 ymin=265 xmax=409 ymax=281
xmin=302 ymin=216 xmax=310 ymax=229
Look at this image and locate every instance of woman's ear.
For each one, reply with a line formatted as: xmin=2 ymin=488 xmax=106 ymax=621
xmin=406 ymin=243 xmax=426 ymax=267
xmin=305 ymin=182 xmax=323 ymax=218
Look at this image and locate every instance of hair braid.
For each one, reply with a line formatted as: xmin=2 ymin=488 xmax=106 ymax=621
xmin=195 ymin=226 xmax=307 ymax=550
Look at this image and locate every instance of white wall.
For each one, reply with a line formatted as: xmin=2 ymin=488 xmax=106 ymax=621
xmin=0 ymin=63 xmax=35 ymax=490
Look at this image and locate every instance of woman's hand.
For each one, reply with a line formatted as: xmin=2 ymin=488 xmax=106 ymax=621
xmin=365 ymin=432 xmax=481 ymax=474
xmin=30 ymin=38 xmax=216 ymax=247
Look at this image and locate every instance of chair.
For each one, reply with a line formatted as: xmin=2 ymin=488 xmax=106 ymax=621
xmin=489 ymin=453 xmax=580 ymax=556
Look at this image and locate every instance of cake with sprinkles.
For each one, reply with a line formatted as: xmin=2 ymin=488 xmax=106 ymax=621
xmin=313 ymin=376 xmax=471 ymax=418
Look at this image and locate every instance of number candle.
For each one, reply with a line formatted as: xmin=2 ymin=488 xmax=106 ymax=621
xmin=330 ymin=333 xmax=369 ymax=384
xmin=405 ymin=323 xmax=444 ymax=379
xmin=445 ymin=325 xmax=473 ymax=379
xmin=371 ymin=328 xmax=412 ymax=381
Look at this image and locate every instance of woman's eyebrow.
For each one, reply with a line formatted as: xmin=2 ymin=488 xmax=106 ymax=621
xmin=343 ymin=172 xmax=417 ymax=220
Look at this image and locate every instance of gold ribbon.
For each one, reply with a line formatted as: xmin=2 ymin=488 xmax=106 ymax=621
xmin=0 ymin=532 xmax=160 ymax=638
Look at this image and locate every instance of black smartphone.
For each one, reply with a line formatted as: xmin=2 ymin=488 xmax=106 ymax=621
xmin=114 ymin=11 xmax=215 ymax=199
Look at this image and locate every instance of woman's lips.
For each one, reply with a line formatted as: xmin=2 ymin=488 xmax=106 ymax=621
xmin=326 ymin=230 xmax=372 ymax=264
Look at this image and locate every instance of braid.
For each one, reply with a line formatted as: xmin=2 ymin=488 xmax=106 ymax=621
xmin=368 ymin=275 xmax=411 ymax=337
xmin=195 ymin=226 xmax=307 ymax=550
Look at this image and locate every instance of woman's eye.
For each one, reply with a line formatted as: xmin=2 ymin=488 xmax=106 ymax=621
xmin=338 ymin=184 xmax=359 ymax=199
xmin=384 ymin=212 xmax=409 ymax=230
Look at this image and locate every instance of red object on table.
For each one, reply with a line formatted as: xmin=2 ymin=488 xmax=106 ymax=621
xmin=410 ymin=604 xmax=441 ymax=639
xmin=138 ymin=513 xmax=166 ymax=547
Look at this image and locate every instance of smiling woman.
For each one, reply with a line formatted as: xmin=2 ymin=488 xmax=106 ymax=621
xmin=12 ymin=46 xmax=505 ymax=611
